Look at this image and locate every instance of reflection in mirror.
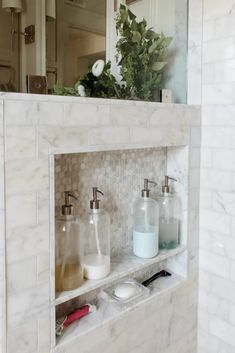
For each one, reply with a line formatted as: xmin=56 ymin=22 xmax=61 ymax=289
xmin=0 ymin=0 xmax=188 ymax=103
xmin=46 ymin=0 xmax=106 ymax=92
xmin=0 ymin=0 xmax=20 ymax=92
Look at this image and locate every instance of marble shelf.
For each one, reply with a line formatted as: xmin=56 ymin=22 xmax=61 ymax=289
xmin=54 ymin=245 xmax=186 ymax=306
xmin=54 ymin=271 xmax=185 ymax=352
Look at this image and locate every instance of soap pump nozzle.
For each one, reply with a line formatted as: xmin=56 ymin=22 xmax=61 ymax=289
xmin=141 ymin=178 xmax=157 ymax=198
xmin=90 ymin=187 xmax=104 ymax=210
xmin=162 ymin=176 xmax=177 ymax=194
xmin=61 ymin=191 xmax=78 ymax=216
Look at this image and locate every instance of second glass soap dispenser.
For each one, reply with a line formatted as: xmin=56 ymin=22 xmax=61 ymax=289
xmin=158 ymin=176 xmax=181 ymax=249
xmin=84 ymin=187 xmax=111 ymax=280
xmin=133 ymin=179 xmax=159 ymax=258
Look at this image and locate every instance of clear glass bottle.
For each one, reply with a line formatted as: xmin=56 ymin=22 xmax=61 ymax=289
xmin=133 ymin=179 xmax=159 ymax=259
xmin=158 ymin=176 xmax=181 ymax=249
xmin=84 ymin=187 xmax=111 ymax=280
xmin=55 ymin=191 xmax=84 ymax=292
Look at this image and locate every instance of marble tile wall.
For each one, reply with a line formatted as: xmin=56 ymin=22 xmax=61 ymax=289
xmin=0 ymin=92 xmax=200 ymax=353
xmin=197 ymin=1 xmax=235 ymax=353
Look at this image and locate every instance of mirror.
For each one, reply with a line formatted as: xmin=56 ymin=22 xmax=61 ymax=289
xmin=46 ymin=0 xmax=106 ymax=91
xmin=0 ymin=0 xmax=188 ymax=103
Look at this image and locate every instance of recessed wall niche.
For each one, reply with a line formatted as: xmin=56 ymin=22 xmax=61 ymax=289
xmin=55 ymin=147 xmax=167 ymax=256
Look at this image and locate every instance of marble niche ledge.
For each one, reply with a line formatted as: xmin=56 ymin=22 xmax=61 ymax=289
xmin=55 ymin=245 xmax=186 ymax=305
xmin=55 ymin=272 xmax=185 ymax=352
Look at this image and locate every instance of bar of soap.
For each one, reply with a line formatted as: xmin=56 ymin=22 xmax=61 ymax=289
xmin=114 ymin=283 xmax=138 ymax=299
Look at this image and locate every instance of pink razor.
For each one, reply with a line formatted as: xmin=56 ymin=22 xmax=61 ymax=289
xmin=56 ymin=304 xmax=96 ymax=336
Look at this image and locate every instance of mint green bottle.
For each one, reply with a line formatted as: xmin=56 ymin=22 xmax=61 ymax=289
xmin=133 ymin=179 xmax=159 ymax=259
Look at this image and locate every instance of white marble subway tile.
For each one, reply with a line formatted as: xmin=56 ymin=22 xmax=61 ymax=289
xmin=37 ymin=312 xmax=51 ymax=351
xmin=7 ymin=319 xmax=38 ymax=353
xmin=7 ymin=257 xmax=37 ymax=295
xmin=200 ymin=149 xmax=212 ymax=168
xmin=6 ymin=223 xmax=49 ymax=263
xmin=203 ymin=0 xmax=235 ymax=21
xmin=213 ymin=105 xmax=235 ymax=126
xmin=198 ymin=269 xmax=211 ymax=292
xmin=190 ymin=127 xmax=201 ymax=147
xmin=212 ymin=149 xmax=235 ymax=171
xmin=203 ymin=37 xmax=235 ymax=64
xmin=5 ymin=159 xmax=49 ymax=195
xmin=185 ymin=108 xmax=201 ymax=127
xmin=130 ymin=126 xmax=189 ymax=146
xmin=203 ymin=63 xmax=214 ymax=85
xmin=190 ymin=148 xmax=201 ymax=168
xmin=202 ymin=127 xmax=232 ymax=148
xmin=149 ymin=106 xmax=190 ymax=127
xmin=212 ymin=191 xmax=235 ymax=217
xmin=170 ymin=305 xmax=197 ymax=343
xmin=215 ymin=13 xmax=235 ymax=38
xmin=202 ymin=105 xmax=235 ymax=126
xmin=210 ymin=317 xmax=235 ymax=347
xmin=198 ymin=309 xmax=210 ymax=331
xmin=7 ymin=282 xmax=50 ymax=329
xmin=201 ymin=168 xmax=233 ymax=191
xmin=36 ymin=102 xmax=64 ymax=126
xmin=200 ymin=190 xmax=213 ymax=209
xmin=110 ymin=105 xmax=150 ymax=126
xmin=37 ymin=127 xmax=88 ymax=156
xmin=4 ymin=100 xmax=37 ymax=126
xmin=37 ymin=253 xmax=50 ymax=283
xmin=200 ymin=209 xmax=231 ymax=235
xmin=202 ymin=83 xmax=234 ymax=105
xmin=203 ymin=20 xmax=215 ymax=42
xmin=6 ymin=193 xmax=37 ymax=229
xmin=200 ymin=249 xmax=230 ymax=279
xmin=199 ymin=290 xmax=230 ymax=322
xmin=214 ymin=60 xmax=235 ymax=83
xmin=211 ymin=274 xmax=235 ymax=304
xmin=229 ymin=304 xmax=235 ymax=325
xmin=37 ymin=191 xmax=50 ymax=224
xmin=88 ymin=127 xmax=130 ymax=145
xmin=199 ymin=230 xmax=211 ymax=251
xmin=64 ymin=103 xmax=110 ymax=126
xmin=5 ymin=127 xmax=36 ymax=161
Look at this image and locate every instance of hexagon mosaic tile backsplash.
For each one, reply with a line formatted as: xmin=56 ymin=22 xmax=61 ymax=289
xmin=55 ymin=147 xmax=167 ymax=256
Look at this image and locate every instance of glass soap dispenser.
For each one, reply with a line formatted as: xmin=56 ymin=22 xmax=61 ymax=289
xmin=84 ymin=187 xmax=111 ymax=280
xmin=133 ymin=179 xmax=159 ymax=259
xmin=55 ymin=191 xmax=84 ymax=292
xmin=158 ymin=176 xmax=181 ymax=249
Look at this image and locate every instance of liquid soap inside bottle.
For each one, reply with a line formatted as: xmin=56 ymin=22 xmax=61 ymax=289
xmin=158 ymin=176 xmax=181 ymax=250
xmin=83 ymin=188 xmax=111 ymax=280
xmin=133 ymin=179 xmax=159 ymax=259
xmin=55 ymin=192 xmax=84 ymax=292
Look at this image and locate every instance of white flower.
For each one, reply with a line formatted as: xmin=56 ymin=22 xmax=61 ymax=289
xmin=77 ymin=84 xmax=86 ymax=97
xmin=92 ymin=59 xmax=105 ymax=77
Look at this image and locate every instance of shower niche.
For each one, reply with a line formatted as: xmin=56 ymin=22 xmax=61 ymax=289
xmin=51 ymin=145 xmax=189 ymax=351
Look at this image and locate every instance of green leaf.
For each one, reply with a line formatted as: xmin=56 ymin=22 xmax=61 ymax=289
xmin=132 ymin=31 xmax=141 ymax=43
xmin=128 ymin=9 xmax=136 ymax=20
xmin=148 ymin=42 xmax=158 ymax=54
xmin=151 ymin=62 xmax=167 ymax=71
xmin=162 ymin=36 xmax=173 ymax=47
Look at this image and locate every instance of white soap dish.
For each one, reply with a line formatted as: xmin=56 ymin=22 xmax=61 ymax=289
xmin=101 ymin=278 xmax=150 ymax=307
